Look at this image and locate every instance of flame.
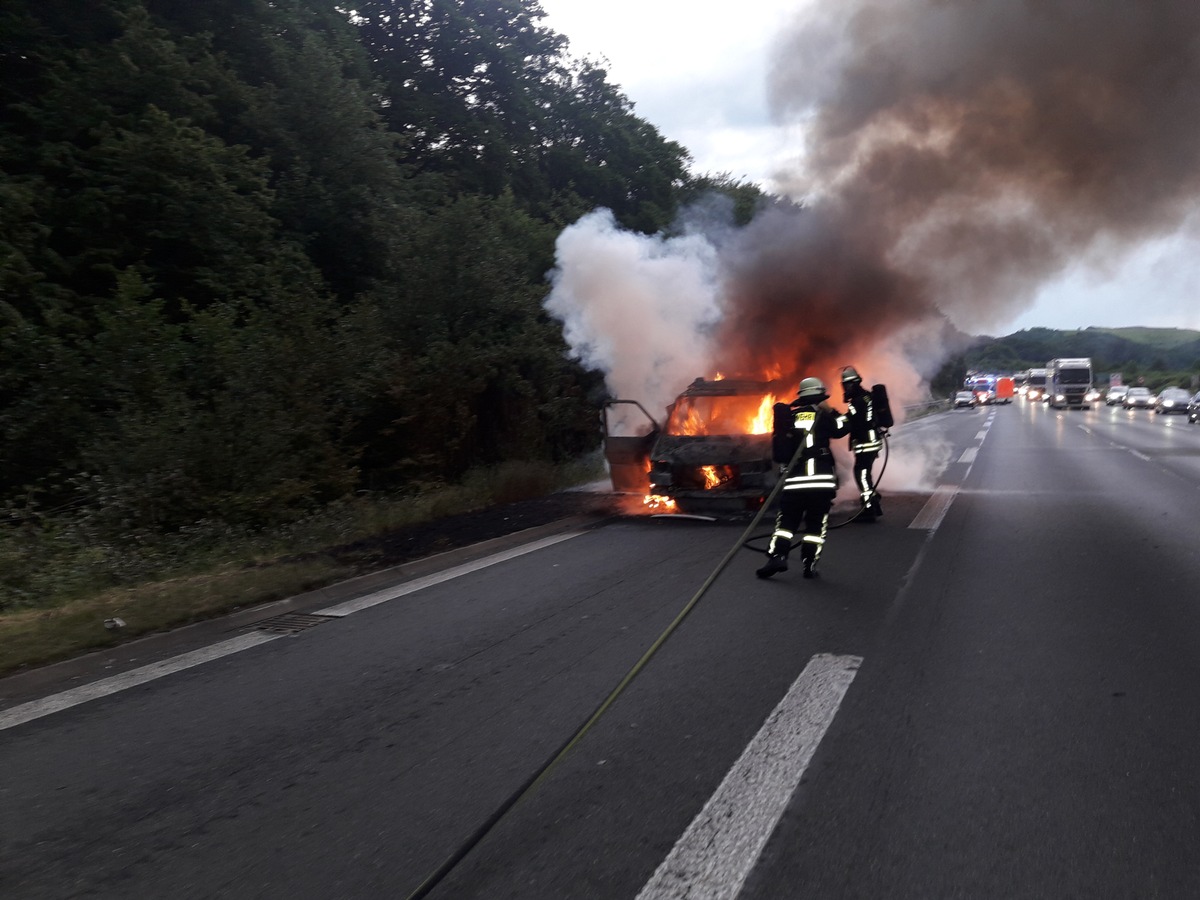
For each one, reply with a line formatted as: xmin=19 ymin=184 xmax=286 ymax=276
xmin=750 ymin=394 xmax=776 ymax=434
xmin=713 ymin=372 xmax=726 ymax=380
xmin=666 ymin=392 xmax=779 ymax=437
xmin=644 ymin=494 xmax=678 ymax=512
xmin=701 ymin=465 xmax=721 ymax=489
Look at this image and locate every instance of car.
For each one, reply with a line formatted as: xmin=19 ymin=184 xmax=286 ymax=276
xmin=1105 ymin=385 xmax=1130 ymax=406
xmin=1154 ymin=387 xmax=1191 ymax=414
xmin=1189 ymin=392 xmax=1200 ymax=424
xmin=602 ymin=378 xmax=780 ymax=515
xmin=954 ymin=391 xmax=977 ymax=408
xmin=1123 ymin=387 xmax=1154 ymax=409
xmin=1085 ymin=387 xmax=1102 ymax=403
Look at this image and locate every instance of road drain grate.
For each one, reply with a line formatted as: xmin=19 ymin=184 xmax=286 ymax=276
xmin=249 ymin=613 xmax=338 ymax=635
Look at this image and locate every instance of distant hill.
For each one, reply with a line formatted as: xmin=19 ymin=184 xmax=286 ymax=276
xmin=1089 ymin=326 xmax=1200 ymax=349
xmin=965 ymin=326 xmax=1200 ymax=374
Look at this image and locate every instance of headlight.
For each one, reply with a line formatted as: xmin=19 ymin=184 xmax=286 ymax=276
xmin=1164 ymin=400 xmax=1174 ymax=407
xmin=1055 ymin=394 xmax=1065 ymax=402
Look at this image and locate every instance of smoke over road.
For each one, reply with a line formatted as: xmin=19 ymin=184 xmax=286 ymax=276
xmin=769 ymin=0 xmax=1200 ymax=329
xmin=545 ymin=0 xmax=1200 ymax=490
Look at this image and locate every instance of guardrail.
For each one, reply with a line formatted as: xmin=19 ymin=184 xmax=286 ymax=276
xmin=903 ymin=399 xmax=951 ymax=420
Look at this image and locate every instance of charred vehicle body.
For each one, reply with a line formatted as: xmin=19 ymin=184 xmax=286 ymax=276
xmin=602 ymin=378 xmax=780 ymax=515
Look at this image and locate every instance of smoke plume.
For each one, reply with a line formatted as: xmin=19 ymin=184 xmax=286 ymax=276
xmin=545 ymin=209 xmax=722 ymax=417
xmin=768 ymin=0 xmax=1200 ymax=330
xmin=544 ymin=1 xmax=1200 ymax=489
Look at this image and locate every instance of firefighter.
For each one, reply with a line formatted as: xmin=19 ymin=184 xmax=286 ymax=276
xmin=756 ymin=377 xmax=849 ymax=580
xmin=841 ymin=365 xmax=884 ymax=521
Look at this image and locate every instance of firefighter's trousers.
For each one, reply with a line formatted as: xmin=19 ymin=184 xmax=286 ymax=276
xmin=767 ymin=489 xmax=834 ymax=564
xmin=853 ymin=450 xmax=879 ymax=508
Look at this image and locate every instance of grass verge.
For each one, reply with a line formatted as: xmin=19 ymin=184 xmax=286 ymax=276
xmin=0 ymin=558 xmax=347 ymax=677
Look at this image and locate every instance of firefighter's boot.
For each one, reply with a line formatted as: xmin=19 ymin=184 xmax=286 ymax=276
xmin=756 ymin=554 xmax=789 ymax=579
xmin=801 ymin=547 xmax=818 ymax=579
xmin=868 ymin=492 xmax=883 ymax=518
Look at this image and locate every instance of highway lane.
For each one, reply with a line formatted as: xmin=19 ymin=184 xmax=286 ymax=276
xmin=1085 ymin=398 xmax=1200 ymax=483
xmin=750 ymin=397 xmax=1200 ymax=898
xmin=0 ymin=490 xmax=931 ymax=898
xmin=4 ymin=397 xmax=1200 ymax=897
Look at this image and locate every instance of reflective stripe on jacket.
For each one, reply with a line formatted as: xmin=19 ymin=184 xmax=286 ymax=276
xmin=772 ymin=400 xmax=848 ymax=489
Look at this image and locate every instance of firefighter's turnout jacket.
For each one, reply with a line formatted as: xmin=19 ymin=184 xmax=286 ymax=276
xmin=844 ymin=383 xmax=883 ymax=455
xmin=766 ymin=399 xmax=849 ymax=565
xmin=773 ymin=399 xmax=848 ymax=491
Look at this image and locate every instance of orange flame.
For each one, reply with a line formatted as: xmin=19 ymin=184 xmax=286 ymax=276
xmin=667 ymin=392 xmax=779 ymax=437
xmin=701 ymin=465 xmax=721 ymax=489
xmin=644 ymin=494 xmax=678 ymax=512
xmin=750 ymin=394 xmax=776 ymax=433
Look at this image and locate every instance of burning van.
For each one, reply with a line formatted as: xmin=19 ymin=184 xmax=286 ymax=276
xmin=602 ymin=378 xmax=780 ymax=515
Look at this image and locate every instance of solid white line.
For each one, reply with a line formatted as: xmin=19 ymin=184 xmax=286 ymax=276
xmin=0 ymin=632 xmax=281 ymax=732
xmin=909 ymin=484 xmax=958 ymax=531
xmin=316 ymin=531 xmax=584 ymax=617
xmin=958 ymin=447 xmax=978 ymax=464
xmin=1129 ymin=449 xmax=1151 ymax=461
xmin=636 ymin=654 xmax=862 ymax=900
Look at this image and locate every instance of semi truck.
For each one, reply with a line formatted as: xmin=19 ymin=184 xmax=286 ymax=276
xmin=1046 ymin=357 xmax=1094 ymax=409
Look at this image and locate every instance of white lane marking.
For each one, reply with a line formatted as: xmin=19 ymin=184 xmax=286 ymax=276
xmin=957 ymin=447 xmax=978 ymax=464
xmin=2 ymin=531 xmax=587 ymax=731
xmin=1129 ymin=449 xmax=1151 ymax=461
xmin=910 ymin=484 xmax=958 ymax=531
xmin=0 ymin=633 xmax=280 ymax=732
xmin=636 ymin=654 xmax=862 ymax=900
xmin=975 ymin=431 xmax=988 ymax=440
xmin=317 ymin=531 xmax=583 ymax=617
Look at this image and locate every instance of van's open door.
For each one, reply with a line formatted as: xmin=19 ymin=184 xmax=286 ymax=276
xmin=602 ymin=400 xmax=659 ymax=493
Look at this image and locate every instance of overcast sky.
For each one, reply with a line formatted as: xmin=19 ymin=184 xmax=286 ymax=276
xmin=537 ymin=0 xmax=1200 ymax=337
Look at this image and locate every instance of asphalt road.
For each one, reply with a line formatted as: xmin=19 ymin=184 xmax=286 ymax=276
xmin=3 ymin=398 xmax=1200 ymax=898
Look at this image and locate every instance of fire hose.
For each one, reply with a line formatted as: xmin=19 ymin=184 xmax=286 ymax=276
xmin=404 ymin=431 xmax=806 ymax=900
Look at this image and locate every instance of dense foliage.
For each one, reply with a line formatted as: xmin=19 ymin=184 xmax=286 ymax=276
xmin=1 ymin=0 xmax=764 ymax=597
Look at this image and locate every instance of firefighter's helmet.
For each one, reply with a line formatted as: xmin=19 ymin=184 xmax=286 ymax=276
xmin=796 ymin=377 xmax=828 ymax=402
xmin=841 ymin=366 xmax=862 ymax=385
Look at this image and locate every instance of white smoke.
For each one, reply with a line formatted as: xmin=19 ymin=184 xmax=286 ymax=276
xmin=544 ymin=209 xmax=723 ymax=420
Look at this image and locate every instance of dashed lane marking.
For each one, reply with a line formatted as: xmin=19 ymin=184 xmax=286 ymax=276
xmin=636 ymin=653 xmax=862 ymax=900
xmin=910 ymin=484 xmax=959 ymax=531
